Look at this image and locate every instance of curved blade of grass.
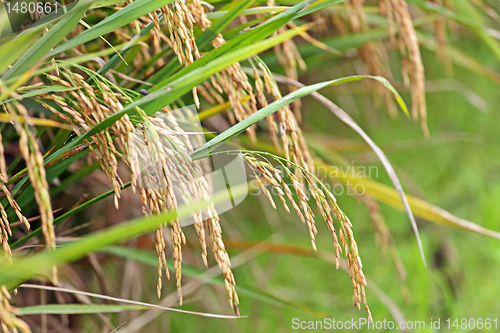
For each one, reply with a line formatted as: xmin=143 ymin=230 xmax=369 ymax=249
xmin=0 ymin=29 xmax=41 ymax=75
xmin=17 ymin=285 xmax=241 ymax=318
xmin=49 ymin=0 xmax=175 ymax=56
xmin=254 ymin=71 xmax=427 ymax=270
xmin=190 ymin=71 xmax=428 ymax=270
xmin=0 ymin=86 xmax=78 ymax=105
xmin=16 ymin=304 xmax=148 ymax=315
xmin=2 ymin=0 xmax=94 ymax=81
xmin=311 ymin=158 xmax=500 ymax=240
xmin=190 ymin=75 xmax=408 ymax=160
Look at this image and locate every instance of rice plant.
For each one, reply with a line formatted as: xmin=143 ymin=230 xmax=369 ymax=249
xmin=0 ymin=0 xmax=499 ymax=331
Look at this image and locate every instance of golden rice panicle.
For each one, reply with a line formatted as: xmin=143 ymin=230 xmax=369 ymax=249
xmin=0 ymin=181 xmax=30 ymax=232
xmin=3 ymin=101 xmax=57 ymax=283
xmin=0 ymin=203 xmax=12 ymax=261
xmin=162 ymin=1 xmax=199 ymax=66
xmin=42 ymin=72 xmax=135 ymax=205
xmin=252 ymin=62 xmax=280 ymax=151
xmin=128 ymin=119 xmax=175 ymax=298
xmin=0 ymin=132 xmax=7 ymax=183
xmin=0 ymin=95 xmax=30 ymax=235
xmin=128 ymin=114 xmax=216 ymax=303
xmin=160 ymin=111 xmax=210 ymax=267
xmin=241 ymin=153 xmax=318 ymax=250
xmin=150 ymin=113 xmax=210 ymax=267
xmin=0 ymin=131 xmax=26 ymax=262
xmin=131 ymin=113 xmax=239 ymax=310
xmin=239 ymin=151 xmax=371 ymax=320
xmin=155 ymin=227 xmax=170 ymax=297
xmin=171 ymin=218 xmax=186 ymax=303
xmin=330 ymin=198 xmax=372 ymax=321
xmin=0 ymin=285 xmax=31 ymax=333
xmin=380 ymin=0 xmax=428 ymax=136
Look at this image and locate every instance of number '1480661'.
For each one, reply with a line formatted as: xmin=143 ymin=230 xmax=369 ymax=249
xmin=446 ymin=318 xmax=497 ymax=330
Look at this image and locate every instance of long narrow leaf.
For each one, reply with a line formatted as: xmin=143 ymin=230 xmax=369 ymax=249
xmin=190 ymin=75 xmax=407 ymax=160
xmin=49 ymin=0 xmax=175 ymax=56
xmin=2 ymin=0 xmax=94 ymax=81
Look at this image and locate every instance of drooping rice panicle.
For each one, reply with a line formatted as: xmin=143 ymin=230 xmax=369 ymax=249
xmin=40 ymin=70 xmax=135 ymax=206
xmin=3 ymin=100 xmax=56 ymax=282
xmin=0 ymin=130 xmax=29 ymax=262
xmin=128 ymin=110 xmax=238 ymax=310
xmin=237 ymin=150 xmax=371 ymax=320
